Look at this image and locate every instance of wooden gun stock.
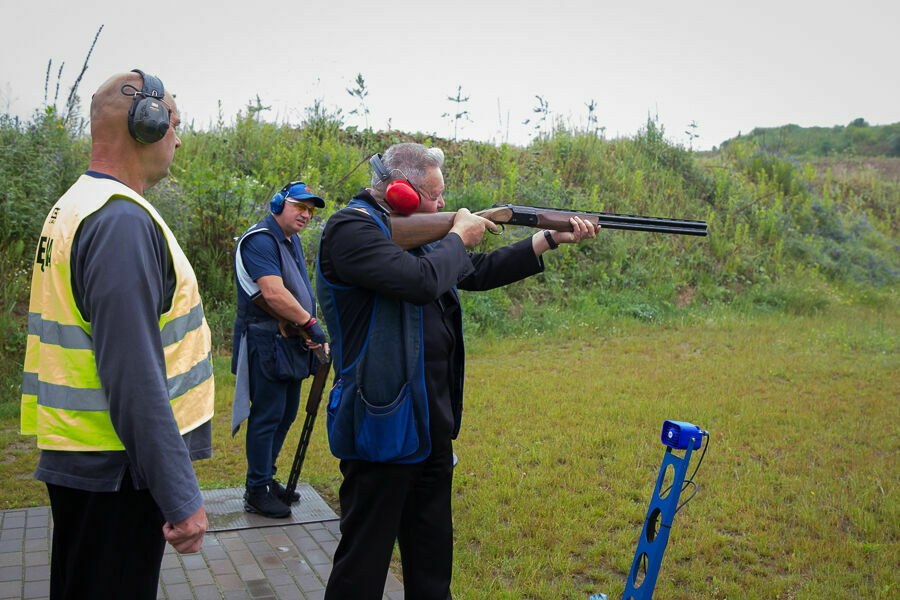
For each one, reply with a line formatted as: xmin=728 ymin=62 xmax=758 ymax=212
xmin=389 ymin=212 xmax=458 ymax=250
xmin=388 ymin=204 xmax=707 ymax=250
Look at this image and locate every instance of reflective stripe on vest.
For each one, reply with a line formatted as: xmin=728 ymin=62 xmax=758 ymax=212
xmin=20 ymin=175 xmax=215 ymax=451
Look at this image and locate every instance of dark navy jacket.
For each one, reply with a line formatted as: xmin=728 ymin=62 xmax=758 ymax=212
xmin=316 ymin=191 xmax=543 ymax=463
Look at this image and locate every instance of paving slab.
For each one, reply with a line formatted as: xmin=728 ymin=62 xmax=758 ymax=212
xmin=0 ymin=486 xmax=402 ymax=599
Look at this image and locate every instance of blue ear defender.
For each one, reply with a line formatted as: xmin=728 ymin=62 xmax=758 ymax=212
xmin=270 ymin=191 xmax=287 ymax=215
xmin=270 ymin=181 xmax=294 ymax=215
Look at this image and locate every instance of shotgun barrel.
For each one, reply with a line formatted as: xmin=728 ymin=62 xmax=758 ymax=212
xmin=486 ymin=204 xmax=708 ymax=237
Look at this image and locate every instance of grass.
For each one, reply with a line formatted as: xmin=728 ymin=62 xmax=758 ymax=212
xmin=455 ymin=305 xmax=899 ymax=599
xmin=1 ymin=302 xmax=897 ymax=598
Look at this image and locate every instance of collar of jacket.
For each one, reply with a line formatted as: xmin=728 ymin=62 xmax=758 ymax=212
xmin=353 ymin=189 xmax=390 ymax=215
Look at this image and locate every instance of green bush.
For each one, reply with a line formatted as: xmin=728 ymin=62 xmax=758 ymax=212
xmin=0 ymin=108 xmax=89 ymax=243
xmin=1 ymin=97 xmax=899 ymax=404
xmin=723 ymin=121 xmax=900 ymax=158
xmin=0 ymin=108 xmax=90 ymax=404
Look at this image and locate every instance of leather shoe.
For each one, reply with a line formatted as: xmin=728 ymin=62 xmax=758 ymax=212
xmin=244 ymin=485 xmax=290 ymax=519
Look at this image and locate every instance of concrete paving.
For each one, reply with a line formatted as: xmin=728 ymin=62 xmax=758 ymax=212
xmin=0 ymin=490 xmax=403 ymax=600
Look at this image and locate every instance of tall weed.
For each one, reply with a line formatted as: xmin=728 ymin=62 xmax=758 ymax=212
xmin=0 ymin=239 xmax=30 ymax=404
xmin=1 ymin=92 xmax=899 ymax=404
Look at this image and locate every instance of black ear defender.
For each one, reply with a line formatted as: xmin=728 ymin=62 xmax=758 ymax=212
xmin=369 ymin=154 xmax=421 ymax=215
xmin=121 ymin=69 xmax=172 ymax=144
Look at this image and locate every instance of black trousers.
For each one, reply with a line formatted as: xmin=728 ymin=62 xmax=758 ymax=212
xmin=325 ymin=442 xmax=454 ymax=600
xmin=46 ymin=470 xmax=167 ymax=600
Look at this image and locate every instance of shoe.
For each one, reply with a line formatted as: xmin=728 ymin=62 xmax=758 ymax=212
xmin=272 ymin=480 xmax=300 ymax=504
xmin=244 ymin=484 xmax=291 ymax=518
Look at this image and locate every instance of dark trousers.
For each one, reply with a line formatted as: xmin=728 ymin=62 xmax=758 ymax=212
xmin=246 ymin=349 xmax=302 ymax=490
xmin=325 ymin=442 xmax=454 ymax=600
xmin=46 ymin=471 xmax=166 ymax=600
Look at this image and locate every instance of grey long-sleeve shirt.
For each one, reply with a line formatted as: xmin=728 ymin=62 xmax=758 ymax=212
xmin=34 ymin=177 xmax=210 ymax=524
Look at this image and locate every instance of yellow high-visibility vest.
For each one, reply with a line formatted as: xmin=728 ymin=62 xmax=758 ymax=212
xmin=20 ymin=175 xmax=214 ymax=451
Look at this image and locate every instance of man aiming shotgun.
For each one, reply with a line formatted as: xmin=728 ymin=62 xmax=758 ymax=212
xmin=316 ymin=142 xmax=598 ymax=599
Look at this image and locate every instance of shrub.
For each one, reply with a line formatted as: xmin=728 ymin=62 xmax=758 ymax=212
xmin=1 ymin=93 xmax=898 ymax=407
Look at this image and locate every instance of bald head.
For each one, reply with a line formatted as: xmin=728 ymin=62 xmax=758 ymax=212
xmin=90 ymin=72 xmax=140 ymax=142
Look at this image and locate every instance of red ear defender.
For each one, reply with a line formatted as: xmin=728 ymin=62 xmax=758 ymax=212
xmin=384 ymin=180 xmax=420 ymax=215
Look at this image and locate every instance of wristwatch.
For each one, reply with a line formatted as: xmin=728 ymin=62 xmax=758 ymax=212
xmin=544 ymin=229 xmax=559 ymax=250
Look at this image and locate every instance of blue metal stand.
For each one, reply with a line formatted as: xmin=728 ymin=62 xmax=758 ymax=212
xmin=619 ymin=442 xmax=696 ymax=600
xmin=590 ymin=422 xmax=705 ymax=600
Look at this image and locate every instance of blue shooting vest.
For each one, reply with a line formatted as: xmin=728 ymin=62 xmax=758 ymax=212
xmin=315 ymin=199 xmax=431 ymax=464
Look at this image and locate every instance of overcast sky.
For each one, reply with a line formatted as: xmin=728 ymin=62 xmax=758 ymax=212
xmin=2 ymin=0 xmax=897 ymax=150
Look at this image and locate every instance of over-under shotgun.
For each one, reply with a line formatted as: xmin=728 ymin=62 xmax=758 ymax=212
xmin=389 ymin=204 xmax=708 ymax=250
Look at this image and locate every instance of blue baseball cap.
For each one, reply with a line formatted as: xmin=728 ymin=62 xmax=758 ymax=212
xmin=283 ymin=181 xmax=325 ymax=208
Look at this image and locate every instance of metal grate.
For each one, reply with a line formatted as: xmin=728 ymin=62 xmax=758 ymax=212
xmin=201 ymin=484 xmax=338 ymax=532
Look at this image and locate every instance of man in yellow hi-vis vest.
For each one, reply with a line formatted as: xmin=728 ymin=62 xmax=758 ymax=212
xmin=20 ymin=70 xmax=214 ymax=600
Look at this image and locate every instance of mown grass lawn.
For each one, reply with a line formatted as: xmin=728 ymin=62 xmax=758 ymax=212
xmin=2 ymin=303 xmax=897 ymax=599
xmin=454 ymin=305 xmax=898 ymax=599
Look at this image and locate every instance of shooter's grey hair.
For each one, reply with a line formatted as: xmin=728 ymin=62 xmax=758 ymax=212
xmin=372 ymin=142 xmax=445 ymax=189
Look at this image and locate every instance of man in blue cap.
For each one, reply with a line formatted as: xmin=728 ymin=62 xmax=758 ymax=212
xmin=231 ymin=181 xmax=328 ymax=518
